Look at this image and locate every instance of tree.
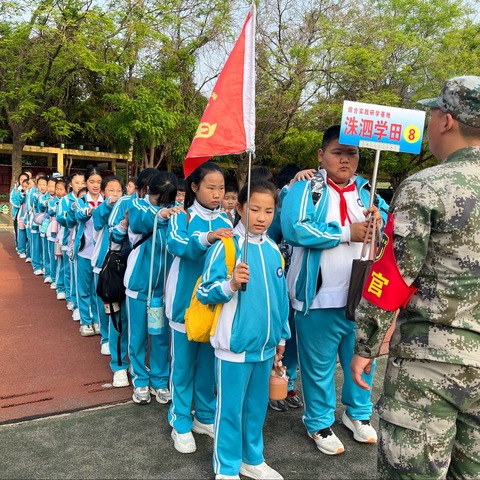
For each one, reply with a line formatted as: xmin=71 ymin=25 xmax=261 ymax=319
xmin=97 ymin=0 xmax=234 ymax=173
xmin=0 ymin=0 xmax=125 ymax=186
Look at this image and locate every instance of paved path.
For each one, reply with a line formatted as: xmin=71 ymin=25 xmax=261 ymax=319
xmin=0 ymin=228 xmax=388 ymax=479
xmin=0 ymin=231 xmax=130 ymax=424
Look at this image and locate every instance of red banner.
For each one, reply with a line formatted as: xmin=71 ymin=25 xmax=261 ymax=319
xmin=183 ymin=5 xmax=256 ymax=178
xmin=362 ymin=213 xmax=417 ymax=311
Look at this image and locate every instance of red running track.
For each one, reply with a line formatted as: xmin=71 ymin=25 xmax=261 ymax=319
xmin=0 ymin=232 xmax=131 ymax=424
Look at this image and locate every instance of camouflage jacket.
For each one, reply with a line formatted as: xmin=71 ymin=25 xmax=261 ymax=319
xmin=355 ymin=146 xmax=480 ymax=366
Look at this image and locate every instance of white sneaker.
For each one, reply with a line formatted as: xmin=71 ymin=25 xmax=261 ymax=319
xmin=93 ymin=323 xmax=100 ymax=335
xmin=79 ymin=324 xmax=95 ymax=336
xmin=171 ymin=429 xmax=196 ymax=454
xmin=100 ymin=343 xmax=110 ymax=355
xmin=192 ymin=418 xmax=214 ymax=438
xmin=43 ymin=276 xmax=52 ymax=284
xmin=149 ymin=386 xmax=172 ymax=404
xmin=33 ymin=269 xmax=43 ymax=275
xmin=50 ymin=282 xmax=57 ymax=290
xmin=215 ymin=475 xmax=240 ymax=479
xmin=25 ymin=258 xmax=31 ymax=263
xmin=308 ymin=427 xmax=345 ymax=455
xmin=342 ymin=412 xmax=377 ymax=443
xmin=66 ymin=301 xmax=74 ymax=311
xmin=19 ymin=253 xmax=26 ymax=259
xmin=112 ymin=369 xmax=129 ymax=388
xmin=239 ymin=462 xmax=283 ymax=480
xmin=132 ymin=386 xmax=151 ymax=405
xmin=56 ymin=292 xmax=66 ymax=300
xmin=72 ymin=308 xmax=80 ymax=321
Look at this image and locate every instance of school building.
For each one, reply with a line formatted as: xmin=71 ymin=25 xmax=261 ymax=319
xmin=0 ymin=142 xmax=132 ymax=194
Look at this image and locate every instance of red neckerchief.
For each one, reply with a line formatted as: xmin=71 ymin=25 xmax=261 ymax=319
xmin=326 ymin=178 xmax=356 ymax=226
xmin=88 ymin=200 xmax=102 ymax=208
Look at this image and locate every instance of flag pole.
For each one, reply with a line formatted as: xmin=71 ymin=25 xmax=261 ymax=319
xmin=369 ymin=149 xmax=381 ymax=209
xmin=241 ymin=150 xmax=253 ymax=292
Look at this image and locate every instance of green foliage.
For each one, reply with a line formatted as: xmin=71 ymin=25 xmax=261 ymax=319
xmin=0 ymin=0 xmax=479 ymax=187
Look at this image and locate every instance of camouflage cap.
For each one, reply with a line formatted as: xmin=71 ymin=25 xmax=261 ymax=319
xmin=417 ymin=76 xmax=480 ymax=128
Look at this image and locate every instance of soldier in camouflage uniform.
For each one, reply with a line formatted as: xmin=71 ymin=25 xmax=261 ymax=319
xmin=351 ymin=75 xmax=480 ymax=479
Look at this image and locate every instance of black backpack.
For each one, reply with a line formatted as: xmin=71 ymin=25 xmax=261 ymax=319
xmin=95 ymin=232 xmax=153 ymax=367
xmin=96 ymin=249 xmax=127 ymax=304
xmin=96 ymin=247 xmax=127 ymax=367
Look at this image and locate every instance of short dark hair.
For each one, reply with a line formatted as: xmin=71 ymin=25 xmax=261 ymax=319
xmin=275 ymin=163 xmax=301 ymax=189
xmin=101 ymin=175 xmax=124 ymax=192
xmin=36 ymin=175 xmax=48 ymax=184
xmin=135 ymin=168 xmax=160 ymax=197
xmin=85 ymin=166 xmax=102 ymax=181
xmin=321 ymin=125 xmax=341 ymax=151
xmin=245 ymin=166 xmax=273 ymax=184
xmin=176 ymin=178 xmax=186 ymax=192
xmin=185 ymin=161 xmax=224 ymax=209
xmin=234 ymin=180 xmax=278 ymax=227
xmin=458 ymin=121 xmax=480 ymax=140
xmin=225 ymin=180 xmax=239 ymax=194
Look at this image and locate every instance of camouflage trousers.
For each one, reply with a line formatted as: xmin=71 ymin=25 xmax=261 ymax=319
xmin=376 ymin=357 xmax=480 ymax=479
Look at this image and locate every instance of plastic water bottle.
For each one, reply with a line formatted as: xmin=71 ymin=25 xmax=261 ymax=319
xmin=148 ymin=297 xmax=165 ymax=335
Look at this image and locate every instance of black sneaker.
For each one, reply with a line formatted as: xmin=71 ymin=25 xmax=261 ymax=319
xmin=268 ymin=399 xmax=288 ymax=411
xmin=285 ymin=390 xmax=304 ymax=409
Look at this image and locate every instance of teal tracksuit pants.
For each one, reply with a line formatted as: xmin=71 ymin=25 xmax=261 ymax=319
xmin=17 ymin=227 xmax=27 ymax=255
xmin=25 ymin=226 xmax=32 ymax=259
xmin=126 ymin=296 xmax=170 ymax=388
xmin=168 ymin=328 xmax=216 ymax=434
xmin=74 ymin=255 xmax=98 ymax=326
xmin=295 ymin=307 xmax=376 ymax=434
xmin=31 ymin=230 xmax=43 ymax=271
xmin=108 ymin=300 xmax=129 ymax=373
xmin=213 ymin=357 xmax=271 ymax=476
xmin=42 ymin=235 xmax=50 ymax=279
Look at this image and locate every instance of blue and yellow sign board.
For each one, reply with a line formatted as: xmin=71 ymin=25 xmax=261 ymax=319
xmin=339 ymin=101 xmax=426 ymax=154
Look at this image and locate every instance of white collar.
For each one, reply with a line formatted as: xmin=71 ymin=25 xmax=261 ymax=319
xmin=190 ymin=199 xmax=222 ymax=220
xmin=233 ymin=220 xmax=266 ymax=245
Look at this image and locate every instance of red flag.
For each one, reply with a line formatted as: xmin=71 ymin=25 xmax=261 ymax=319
xmin=183 ymin=4 xmax=256 ymax=179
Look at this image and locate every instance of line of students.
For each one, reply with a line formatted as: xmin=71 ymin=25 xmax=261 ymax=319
xmin=9 ymin=132 xmax=385 ymax=479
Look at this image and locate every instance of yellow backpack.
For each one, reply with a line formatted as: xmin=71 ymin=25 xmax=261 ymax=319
xmin=185 ymin=237 xmax=237 ymax=343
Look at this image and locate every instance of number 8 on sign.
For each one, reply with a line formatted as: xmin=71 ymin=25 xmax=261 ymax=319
xmin=404 ymin=125 xmax=421 ymax=144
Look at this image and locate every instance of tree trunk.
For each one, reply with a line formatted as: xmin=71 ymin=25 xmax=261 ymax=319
xmin=236 ymin=153 xmax=258 ymax=188
xmin=10 ymin=136 xmax=27 ymax=190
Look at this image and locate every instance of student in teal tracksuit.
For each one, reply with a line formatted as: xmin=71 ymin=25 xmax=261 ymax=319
xmin=9 ymin=172 xmax=30 ymax=253
xmin=124 ymin=172 xmax=180 ymax=405
xmin=108 ymin=169 xmax=162 ymax=390
xmin=24 ymin=176 xmax=37 ymax=263
xmin=38 ymin=178 xmax=55 ymax=283
xmin=280 ymin=125 xmax=389 ymax=455
xmin=166 ymin=162 xmax=232 ymax=455
xmin=57 ymin=173 xmax=85 ymax=317
xmin=30 ymin=176 xmax=47 ymax=275
xmin=199 ymin=180 xmax=290 ymax=480
xmin=49 ymin=177 xmax=68 ymax=299
xmin=73 ymin=167 xmax=103 ymax=337
xmin=91 ymin=175 xmax=124 ymax=355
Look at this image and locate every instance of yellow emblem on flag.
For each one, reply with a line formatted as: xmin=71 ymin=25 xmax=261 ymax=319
xmin=366 ymin=271 xmax=390 ymax=298
xmin=194 ymin=122 xmax=218 ymax=139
